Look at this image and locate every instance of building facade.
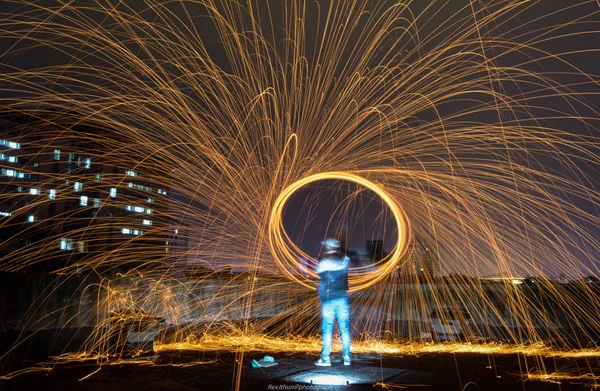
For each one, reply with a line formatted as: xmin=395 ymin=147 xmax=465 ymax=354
xmin=0 ymin=110 xmax=170 ymax=273
xmin=401 ymin=236 xmax=442 ymax=279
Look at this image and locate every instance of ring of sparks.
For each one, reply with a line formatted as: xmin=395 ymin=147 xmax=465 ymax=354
xmin=268 ymin=171 xmax=411 ymax=291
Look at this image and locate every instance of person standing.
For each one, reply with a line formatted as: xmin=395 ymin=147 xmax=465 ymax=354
xmin=315 ymin=238 xmax=351 ymax=366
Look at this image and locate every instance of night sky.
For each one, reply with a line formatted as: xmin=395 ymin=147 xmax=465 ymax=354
xmin=1 ymin=1 xmax=598 ymax=268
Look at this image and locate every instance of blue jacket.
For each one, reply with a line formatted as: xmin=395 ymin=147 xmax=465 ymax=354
xmin=317 ymin=254 xmax=350 ymax=302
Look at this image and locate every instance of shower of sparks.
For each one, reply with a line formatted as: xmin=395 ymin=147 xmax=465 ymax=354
xmin=0 ymin=0 xmax=599 ymax=387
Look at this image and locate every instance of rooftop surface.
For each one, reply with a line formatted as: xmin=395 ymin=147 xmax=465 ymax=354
xmin=1 ymin=348 xmax=595 ymax=390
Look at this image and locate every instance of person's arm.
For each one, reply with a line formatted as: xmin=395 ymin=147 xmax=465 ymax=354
xmin=317 ymin=257 xmax=348 ymax=274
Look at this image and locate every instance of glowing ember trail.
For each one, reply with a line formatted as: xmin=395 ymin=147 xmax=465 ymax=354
xmin=268 ymin=171 xmax=411 ymax=291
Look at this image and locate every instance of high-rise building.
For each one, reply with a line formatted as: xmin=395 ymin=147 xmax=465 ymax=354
xmin=366 ymin=239 xmax=385 ymax=261
xmin=401 ymin=236 xmax=441 ymax=279
xmin=0 ymin=109 xmax=169 ymax=273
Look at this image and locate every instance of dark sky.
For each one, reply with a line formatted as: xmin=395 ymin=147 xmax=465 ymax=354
xmin=282 ymin=180 xmax=397 ymax=255
xmin=1 ymin=1 xmax=598 ymax=269
xmin=2 ymin=1 xmax=598 ymax=74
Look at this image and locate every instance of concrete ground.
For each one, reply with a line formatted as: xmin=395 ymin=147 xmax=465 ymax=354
xmin=1 ymin=348 xmax=596 ymax=391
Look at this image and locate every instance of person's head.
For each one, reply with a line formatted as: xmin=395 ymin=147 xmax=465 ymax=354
xmin=321 ymin=238 xmax=341 ymax=256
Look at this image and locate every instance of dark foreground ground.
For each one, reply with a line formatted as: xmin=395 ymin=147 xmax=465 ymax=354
xmin=1 ymin=347 xmax=599 ymax=391
xmin=1 ymin=328 xmax=599 ymax=390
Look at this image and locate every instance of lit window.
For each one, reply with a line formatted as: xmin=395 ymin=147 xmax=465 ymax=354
xmin=142 ymin=219 xmax=152 ymax=226
xmin=17 ymin=172 xmax=24 ymax=179
xmin=94 ymin=198 xmax=100 ymax=207
xmin=8 ymin=156 xmax=17 ymax=163
xmin=17 ymin=186 xmax=23 ymax=192
xmin=29 ymin=188 xmax=40 ymax=195
xmin=0 ymin=211 xmax=12 ymax=217
xmin=49 ymin=189 xmax=56 ymax=200
xmin=125 ymin=170 xmax=137 ymax=177
xmin=85 ymin=158 xmax=91 ymax=169
xmin=74 ymin=182 xmax=82 ymax=192
xmin=121 ymin=228 xmax=143 ymax=235
xmin=28 ymin=215 xmax=35 ymax=223
xmin=147 ymin=197 xmax=153 ymax=203
xmin=77 ymin=241 xmax=87 ymax=252
xmin=60 ymin=238 xmax=74 ymax=250
xmin=33 ymin=161 xmax=39 ymax=167
xmin=110 ymin=188 xmax=117 ymax=198
xmin=2 ymin=168 xmax=16 ymax=177
xmin=80 ymin=195 xmax=88 ymax=206
xmin=0 ymin=140 xmax=20 ymax=149
xmin=125 ymin=205 xmax=151 ymax=214
xmin=128 ymin=182 xmax=153 ymax=191
xmin=95 ymin=174 xmax=101 ymax=180
xmin=0 ymin=153 xmax=4 ymax=160
xmin=54 ymin=149 xmax=60 ymax=160
xmin=157 ymin=189 xmax=167 ymax=195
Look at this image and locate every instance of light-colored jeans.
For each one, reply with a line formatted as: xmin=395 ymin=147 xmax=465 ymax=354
xmin=320 ymin=297 xmax=351 ymax=359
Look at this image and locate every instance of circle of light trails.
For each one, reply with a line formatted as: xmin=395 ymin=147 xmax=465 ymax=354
xmin=268 ymin=171 xmax=410 ymax=291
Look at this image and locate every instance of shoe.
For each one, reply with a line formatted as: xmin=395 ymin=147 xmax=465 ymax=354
xmin=315 ymin=357 xmax=331 ymax=367
xmin=343 ymin=356 xmax=351 ymax=366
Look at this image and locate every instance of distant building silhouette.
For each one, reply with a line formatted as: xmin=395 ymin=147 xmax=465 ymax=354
xmin=402 ymin=236 xmax=441 ymax=279
xmin=366 ymin=239 xmax=385 ymax=262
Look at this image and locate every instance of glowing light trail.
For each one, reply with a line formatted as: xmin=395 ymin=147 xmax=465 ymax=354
xmin=0 ymin=1 xmax=598 ymax=388
xmin=268 ymin=171 xmax=411 ymax=291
